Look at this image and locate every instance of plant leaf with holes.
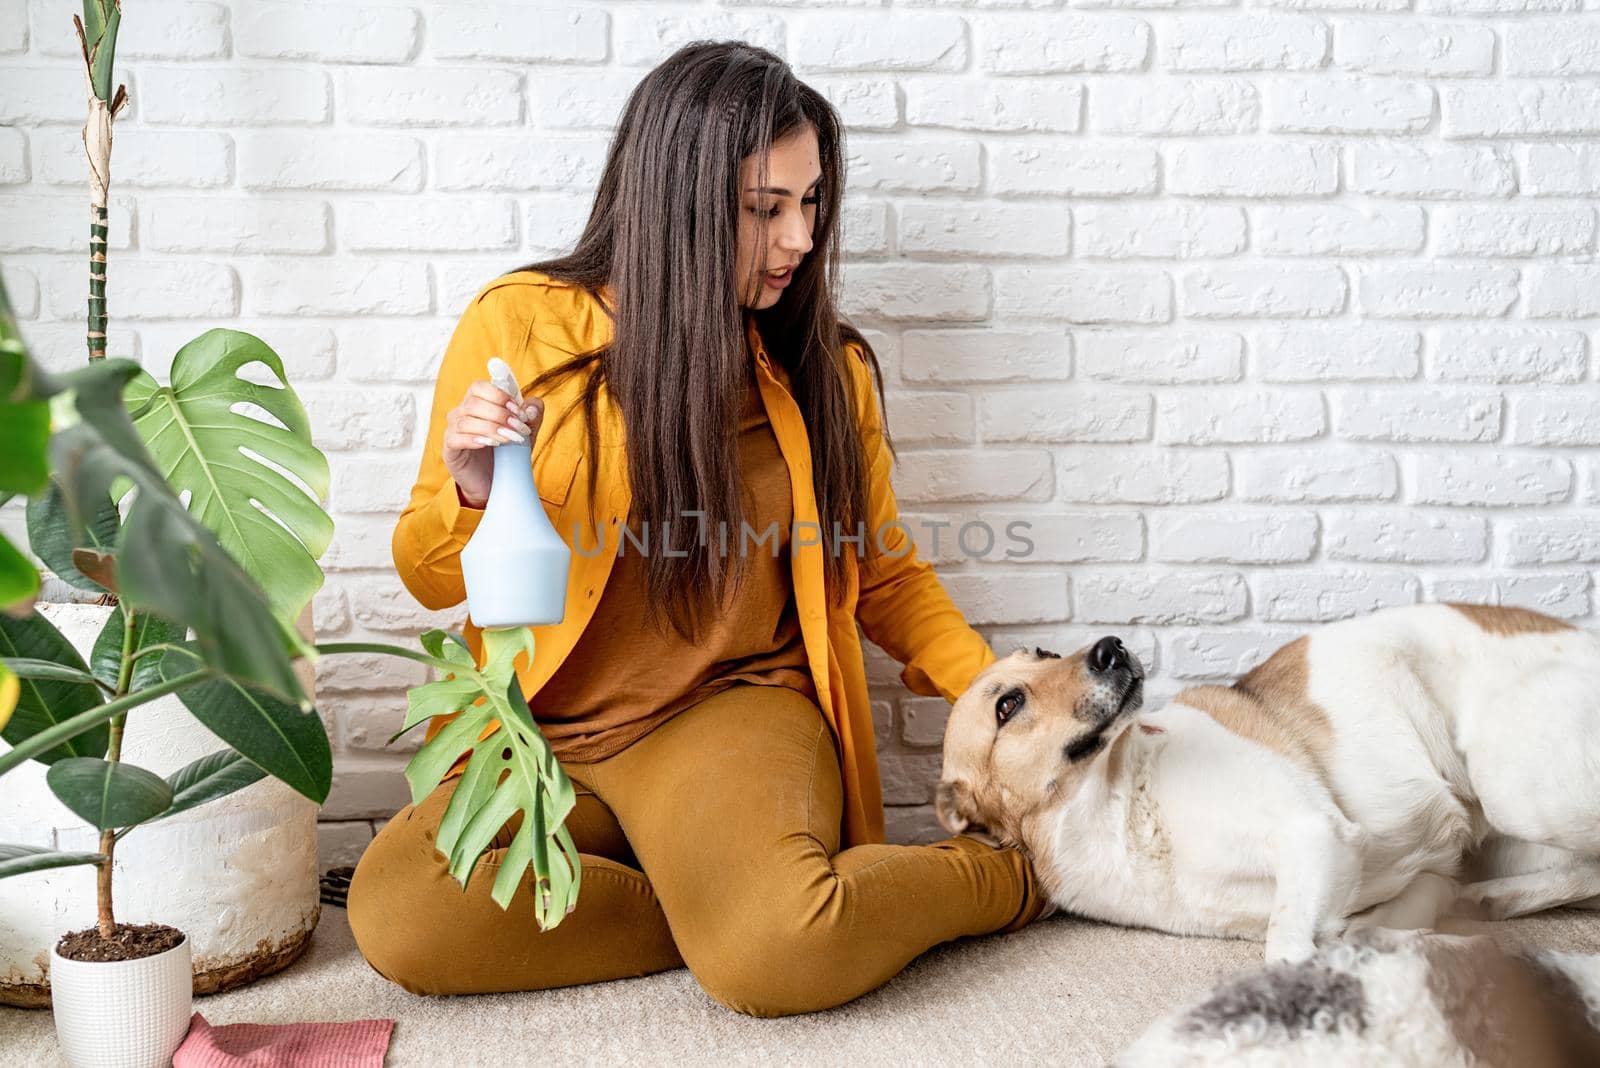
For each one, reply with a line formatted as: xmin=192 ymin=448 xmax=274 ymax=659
xmin=123 ymin=329 xmax=332 ymax=626
xmin=401 ymin=627 xmax=582 ymax=930
xmin=1 ymin=270 xmax=309 ymax=706
xmin=49 ymin=358 xmax=312 ymax=706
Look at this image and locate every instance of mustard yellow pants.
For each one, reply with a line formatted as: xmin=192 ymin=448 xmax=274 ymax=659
xmin=346 ymin=683 xmax=1047 ymax=1017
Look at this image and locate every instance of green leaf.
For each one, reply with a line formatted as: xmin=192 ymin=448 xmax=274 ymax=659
xmin=90 ymin=608 xmax=185 ymax=693
xmin=1 ymin=657 xmax=106 ymax=688
xmin=89 ymin=1 xmax=120 ymax=104
xmin=0 ymin=314 xmax=50 ymax=498
xmin=47 ymin=757 xmax=172 ymax=831
xmin=0 ymin=405 xmax=49 ymax=491
xmin=0 ymin=273 xmax=51 ymax=613
xmin=125 ymin=330 xmax=332 ymax=627
xmin=403 ymin=627 xmax=581 ymax=928
xmin=0 ymin=842 xmax=103 ymax=879
xmin=0 ymin=611 xmax=108 ymax=765
xmin=0 ymin=391 xmax=48 ymax=493
xmin=80 ymin=1 xmax=110 ymax=48
xmin=419 ymin=628 xmax=475 ymax=668
xmin=161 ymin=749 xmax=266 ymax=819
xmin=26 ymin=478 xmax=121 ymax=593
xmin=156 ymin=644 xmax=330 ymax=805
xmin=48 ymin=357 xmax=312 ymax=706
xmin=387 ymin=631 xmax=482 ymax=747
xmin=0 ymin=536 xmax=38 ymax=613
xmin=401 ymin=672 xmax=481 ymax=732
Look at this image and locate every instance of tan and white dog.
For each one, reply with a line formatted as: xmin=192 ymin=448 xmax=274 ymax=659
xmin=937 ymin=602 xmax=1600 ymax=962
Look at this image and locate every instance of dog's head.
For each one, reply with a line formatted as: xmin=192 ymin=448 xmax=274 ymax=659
xmin=936 ymin=638 xmax=1145 ymax=843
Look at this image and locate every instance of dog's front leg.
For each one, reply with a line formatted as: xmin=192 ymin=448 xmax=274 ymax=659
xmin=1263 ymin=814 xmax=1363 ymax=964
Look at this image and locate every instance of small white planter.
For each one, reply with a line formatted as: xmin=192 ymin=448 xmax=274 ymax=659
xmin=49 ymin=931 xmax=193 ymax=1068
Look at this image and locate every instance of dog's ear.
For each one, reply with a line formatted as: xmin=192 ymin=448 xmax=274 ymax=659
xmin=935 ymin=778 xmax=981 ymax=835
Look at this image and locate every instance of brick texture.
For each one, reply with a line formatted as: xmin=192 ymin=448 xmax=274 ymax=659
xmin=3 ymin=5 xmax=1598 ymax=841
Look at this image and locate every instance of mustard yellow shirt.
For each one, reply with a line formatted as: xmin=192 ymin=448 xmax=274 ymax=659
xmin=392 ymin=270 xmax=998 ymax=848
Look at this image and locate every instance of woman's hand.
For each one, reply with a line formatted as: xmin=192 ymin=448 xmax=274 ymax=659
xmin=442 ymin=372 xmax=544 ymax=508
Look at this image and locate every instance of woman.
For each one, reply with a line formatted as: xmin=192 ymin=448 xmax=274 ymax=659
xmin=348 ymin=41 xmax=1053 ymax=1018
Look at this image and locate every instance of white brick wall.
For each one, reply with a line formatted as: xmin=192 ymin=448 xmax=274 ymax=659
xmin=4 ymin=2 xmax=1600 ymax=850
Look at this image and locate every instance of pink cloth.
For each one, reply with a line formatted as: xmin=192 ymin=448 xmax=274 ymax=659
xmin=172 ymin=1011 xmax=395 ymax=1067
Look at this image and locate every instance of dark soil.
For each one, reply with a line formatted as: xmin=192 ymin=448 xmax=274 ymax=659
xmin=55 ymin=922 xmax=185 ymax=963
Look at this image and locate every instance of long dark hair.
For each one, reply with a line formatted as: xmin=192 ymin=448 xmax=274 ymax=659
xmin=509 ymin=40 xmax=893 ymax=643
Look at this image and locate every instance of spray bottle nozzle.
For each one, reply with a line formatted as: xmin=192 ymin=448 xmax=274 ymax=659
xmin=487 ymin=357 xmax=520 ymax=410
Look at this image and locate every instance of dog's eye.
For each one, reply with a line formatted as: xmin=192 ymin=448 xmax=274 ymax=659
xmin=1034 ymin=646 xmax=1061 ymax=659
xmin=995 ymin=689 xmax=1024 ymax=725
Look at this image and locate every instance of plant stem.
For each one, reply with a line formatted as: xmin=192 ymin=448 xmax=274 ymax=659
xmin=95 ymin=602 xmax=138 ymax=939
xmin=0 ymin=669 xmax=212 ymax=778
xmin=88 ymin=201 xmax=108 ymax=361
xmin=313 ymin=642 xmax=468 ymax=675
xmin=94 ymin=827 xmax=114 ymax=936
xmin=128 ymin=641 xmax=186 ymax=665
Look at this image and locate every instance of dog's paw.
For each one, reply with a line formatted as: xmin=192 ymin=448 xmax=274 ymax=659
xmin=955 ymin=828 xmax=1004 ymax=850
xmin=1458 ymin=881 xmax=1514 ymax=921
xmin=1264 ymin=936 xmax=1317 ymax=965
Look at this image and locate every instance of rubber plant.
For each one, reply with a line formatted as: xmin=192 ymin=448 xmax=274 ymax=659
xmin=0 ymin=272 xmax=324 ymax=936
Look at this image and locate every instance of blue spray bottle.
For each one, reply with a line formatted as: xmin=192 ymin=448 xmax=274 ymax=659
xmin=459 ymin=357 xmax=572 ymax=629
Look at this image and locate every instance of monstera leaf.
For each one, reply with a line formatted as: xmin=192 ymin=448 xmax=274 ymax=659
xmin=399 ymin=627 xmax=582 ymax=929
xmin=0 ymin=289 xmax=314 ymax=791
xmin=124 ymin=330 xmax=332 ymax=626
xmin=47 ymin=357 xmax=312 ymax=708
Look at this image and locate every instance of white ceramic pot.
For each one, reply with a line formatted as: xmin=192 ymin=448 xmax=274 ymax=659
xmin=0 ymin=599 xmax=322 ymax=1007
xmin=49 ymin=932 xmax=193 ymax=1068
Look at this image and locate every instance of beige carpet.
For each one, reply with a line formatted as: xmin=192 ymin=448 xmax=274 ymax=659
xmin=5 ymin=906 xmax=1597 ymax=1066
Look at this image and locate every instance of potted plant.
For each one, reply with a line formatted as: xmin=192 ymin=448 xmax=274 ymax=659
xmin=0 ymin=0 xmax=329 ymax=1005
xmin=1 ymin=274 xmax=584 ymax=1063
xmin=0 ymin=248 xmax=337 ymax=1062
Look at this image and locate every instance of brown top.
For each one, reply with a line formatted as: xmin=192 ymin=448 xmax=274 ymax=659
xmin=525 ymin=352 xmax=815 ymax=764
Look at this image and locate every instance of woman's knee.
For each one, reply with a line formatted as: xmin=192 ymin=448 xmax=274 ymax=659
xmin=685 ymin=910 xmax=868 ymax=1017
xmin=346 ymin=793 xmax=459 ymax=994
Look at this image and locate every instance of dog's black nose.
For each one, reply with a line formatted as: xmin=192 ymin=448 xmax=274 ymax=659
xmin=1089 ymin=636 xmax=1126 ymax=674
